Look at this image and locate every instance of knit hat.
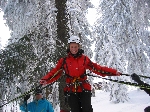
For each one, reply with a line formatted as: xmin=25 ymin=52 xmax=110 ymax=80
xmin=34 ymin=88 xmax=42 ymax=95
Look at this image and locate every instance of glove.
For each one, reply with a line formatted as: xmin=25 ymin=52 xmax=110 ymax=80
xmin=131 ymin=73 xmax=143 ymax=84
xmin=24 ymin=94 xmax=30 ymax=101
xmin=40 ymin=79 xmax=47 ymax=85
xmin=144 ymin=106 xmax=150 ymax=112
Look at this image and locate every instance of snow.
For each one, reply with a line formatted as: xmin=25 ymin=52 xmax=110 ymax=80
xmin=0 ymin=12 xmax=11 ymax=48
xmin=92 ymin=89 xmax=150 ymax=112
xmin=3 ymin=88 xmax=150 ymax=112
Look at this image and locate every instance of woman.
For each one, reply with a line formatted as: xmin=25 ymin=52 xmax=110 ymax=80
xmin=40 ymin=36 xmax=121 ymax=112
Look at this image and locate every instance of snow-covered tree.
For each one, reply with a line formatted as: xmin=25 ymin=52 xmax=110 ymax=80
xmin=0 ymin=0 xmax=94 ymax=111
xmin=126 ymin=0 xmax=150 ymax=78
xmin=0 ymin=38 xmax=37 ymax=111
xmin=93 ymin=0 xmax=131 ymax=103
xmin=101 ymin=81 xmax=110 ymax=92
xmin=0 ymin=37 xmax=2 ymax=49
xmin=66 ymin=0 xmax=93 ymax=58
xmin=93 ymin=0 xmax=150 ymax=103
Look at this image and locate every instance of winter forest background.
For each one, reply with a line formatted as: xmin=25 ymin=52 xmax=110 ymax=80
xmin=0 ymin=0 xmax=150 ymax=112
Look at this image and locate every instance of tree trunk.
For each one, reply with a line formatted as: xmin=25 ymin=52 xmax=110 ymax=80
xmin=55 ymin=0 xmax=70 ymax=111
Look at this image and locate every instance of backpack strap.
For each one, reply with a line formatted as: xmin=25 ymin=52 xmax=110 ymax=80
xmin=61 ymin=57 xmax=70 ymax=75
xmin=61 ymin=57 xmax=66 ymax=69
xmin=63 ymin=55 xmax=91 ymax=92
xmin=83 ymin=55 xmax=86 ymax=65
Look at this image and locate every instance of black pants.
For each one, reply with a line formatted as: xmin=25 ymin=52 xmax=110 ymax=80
xmin=68 ymin=91 xmax=93 ymax=112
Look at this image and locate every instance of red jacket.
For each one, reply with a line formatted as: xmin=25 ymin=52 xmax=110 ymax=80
xmin=41 ymin=54 xmax=119 ymax=92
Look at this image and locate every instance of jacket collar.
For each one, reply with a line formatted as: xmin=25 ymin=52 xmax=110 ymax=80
xmin=33 ymin=98 xmax=45 ymax=104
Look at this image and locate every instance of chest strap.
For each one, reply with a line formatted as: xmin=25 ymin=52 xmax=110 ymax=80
xmin=65 ymin=73 xmax=88 ymax=92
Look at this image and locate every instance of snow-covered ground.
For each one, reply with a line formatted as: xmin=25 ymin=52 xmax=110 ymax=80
xmin=92 ymin=89 xmax=150 ymax=112
xmin=2 ymin=88 xmax=150 ymax=112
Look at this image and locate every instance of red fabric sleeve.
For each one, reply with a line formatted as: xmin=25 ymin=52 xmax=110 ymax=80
xmin=85 ymin=56 xmax=118 ymax=77
xmin=41 ymin=58 xmax=64 ymax=84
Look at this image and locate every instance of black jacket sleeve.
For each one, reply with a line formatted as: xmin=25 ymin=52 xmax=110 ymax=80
xmin=131 ymin=73 xmax=150 ymax=96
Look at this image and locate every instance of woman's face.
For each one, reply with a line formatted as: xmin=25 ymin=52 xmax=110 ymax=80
xmin=69 ymin=43 xmax=79 ymax=54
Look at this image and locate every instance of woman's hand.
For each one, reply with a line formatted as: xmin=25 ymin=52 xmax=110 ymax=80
xmin=40 ymin=79 xmax=47 ymax=85
xmin=116 ymin=72 xmax=121 ymax=76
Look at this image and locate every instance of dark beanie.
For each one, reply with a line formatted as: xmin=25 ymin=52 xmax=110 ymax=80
xmin=34 ymin=88 xmax=42 ymax=95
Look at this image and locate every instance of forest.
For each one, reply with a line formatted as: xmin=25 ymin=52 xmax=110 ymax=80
xmin=0 ymin=0 xmax=150 ymax=111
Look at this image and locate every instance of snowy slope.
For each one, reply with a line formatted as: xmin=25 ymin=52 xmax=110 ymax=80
xmin=3 ymin=89 xmax=150 ymax=112
xmin=92 ymin=89 xmax=150 ymax=112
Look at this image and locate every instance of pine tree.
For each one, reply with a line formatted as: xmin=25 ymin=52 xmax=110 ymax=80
xmin=93 ymin=0 xmax=130 ymax=103
xmin=0 ymin=0 xmax=93 ymax=111
xmin=93 ymin=0 xmax=150 ymax=103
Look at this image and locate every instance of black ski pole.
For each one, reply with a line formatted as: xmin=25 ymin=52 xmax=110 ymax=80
xmin=94 ymin=69 xmax=150 ymax=79
xmin=88 ymin=74 xmax=150 ymax=89
xmin=0 ymin=84 xmax=41 ymax=108
xmin=121 ymin=73 xmax=150 ymax=79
